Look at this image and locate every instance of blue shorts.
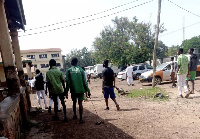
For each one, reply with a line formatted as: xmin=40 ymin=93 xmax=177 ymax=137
xmin=103 ymin=87 xmax=116 ymax=99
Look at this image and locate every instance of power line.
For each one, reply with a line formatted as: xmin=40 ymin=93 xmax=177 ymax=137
xmin=167 ymin=0 xmax=200 ymax=18
xmin=160 ymin=21 xmax=200 ymax=37
xmin=19 ymin=0 xmax=154 ymax=37
xmin=24 ymin=0 xmax=141 ymax=31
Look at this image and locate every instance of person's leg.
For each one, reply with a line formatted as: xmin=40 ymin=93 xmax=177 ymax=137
xmin=190 ymin=71 xmax=196 ymax=94
xmin=78 ymin=99 xmax=84 ymax=122
xmin=103 ymin=88 xmax=109 ymax=110
xmin=59 ymin=93 xmax=67 ymax=121
xmin=177 ymin=75 xmax=183 ymax=97
xmin=49 ymin=98 xmax=53 ymax=107
xmin=48 ymin=98 xmax=53 ymax=113
xmin=191 ymin=80 xmax=195 ymax=94
xmin=72 ymin=93 xmax=77 ymax=118
xmin=52 ymin=94 xmax=59 ymax=120
xmin=171 ymin=72 xmax=176 ymax=87
xmin=127 ymin=77 xmax=130 ymax=85
xmin=36 ymin=91 xmax=42 ymax=108
xmin=110 ymin=87 xmax=120 ymax=110
xmin=130 ymin=77 xmax=134 ymax=86
xmin=41 ymin=90 xmax=48 ymax=108
xmin=57 ymin=96 xmax=61 ymax=110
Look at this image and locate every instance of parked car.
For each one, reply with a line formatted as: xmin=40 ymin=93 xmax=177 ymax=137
xmin=93 ymin=64 xmax=120 ymax=78
xmin=139 ymin=61 xmax=200 ymax=85
xmin=117 ymin=64 xmax=153 ymax=80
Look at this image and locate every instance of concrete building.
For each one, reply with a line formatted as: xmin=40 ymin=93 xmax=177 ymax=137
xmin=21 ymin=48 xmax=64 ymax=75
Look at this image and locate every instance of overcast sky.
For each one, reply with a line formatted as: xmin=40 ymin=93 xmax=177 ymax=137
xmin=18 ymin=0 xmax=200 ymax=55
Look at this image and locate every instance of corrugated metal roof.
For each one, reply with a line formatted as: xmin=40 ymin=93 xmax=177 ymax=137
xmin=21 ymin=48 xmax=62 ymax=53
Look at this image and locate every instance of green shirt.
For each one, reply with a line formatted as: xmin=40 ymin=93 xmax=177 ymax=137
xmin=46 ymin=66 xmax=64 ymax=94
xmin=177 ymin=54 xmax=189 ymax=75
xmin=66 ymin=66 xmax=90 ymax=94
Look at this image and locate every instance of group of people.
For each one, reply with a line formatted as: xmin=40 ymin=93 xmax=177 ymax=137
xmin=170 ymin=48 xmax=198 ymax=98
xmin=33 ymin=58 xmax=120 ymax=124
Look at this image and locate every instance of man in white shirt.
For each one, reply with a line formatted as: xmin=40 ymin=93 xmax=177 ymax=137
xmin=170 ymin=57 xmax=176 ymax=88
xmin=125 ymin=64 xmax=134 ymax=86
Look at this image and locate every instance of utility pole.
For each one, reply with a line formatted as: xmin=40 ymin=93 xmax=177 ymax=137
xmin=183 ymin=16 xmax=185 ymax=41
xmin=152 ymin=0 xmax=161 ymax=87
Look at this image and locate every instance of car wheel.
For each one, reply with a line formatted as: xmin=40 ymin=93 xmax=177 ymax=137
xmin=155 ymin=77 xmax=162 ymax=85
xmin=135 ymin=73 xmax=141 ymax=80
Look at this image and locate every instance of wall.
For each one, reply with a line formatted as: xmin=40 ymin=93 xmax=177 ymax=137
xmin=0 ymin=87 xmax=29 ymax=139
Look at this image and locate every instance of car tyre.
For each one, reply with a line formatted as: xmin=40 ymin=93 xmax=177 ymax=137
xmin=135 ymin=73 xmax=141 ymax=80
xmin=155 ymin=76 xmax=162 ymax=85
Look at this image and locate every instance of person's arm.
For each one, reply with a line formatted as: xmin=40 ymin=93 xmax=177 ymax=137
xmin=113 ymin=74 xmax=115 ymax=87
xmin=102 ymin=76 xmax=105 ymax=94
xmin=60 ymin=73 xmax=67 ymax=98
xmin=177 ymin=57 xmax=180 ymax=73
xmin=45 ymin=74 xmax=49 ymax=95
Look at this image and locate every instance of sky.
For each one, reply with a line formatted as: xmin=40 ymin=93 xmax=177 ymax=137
xmin=18 ymin=0 xmax=200 ymax=55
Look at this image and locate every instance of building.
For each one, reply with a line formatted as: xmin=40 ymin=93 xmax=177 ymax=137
xmin=21 ymin=48 xmax=64 ymax=75
xmin=0 ymin=55 xmax=33 ymax=87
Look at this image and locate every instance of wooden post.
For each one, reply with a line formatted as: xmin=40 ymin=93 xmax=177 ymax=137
xmin=10 ymin=27 xmax=26 ymax=87
xmin=152 ymin=0 xmax=161 ymax=87
xmin=0 ymin=0 xmax=20 ymax=95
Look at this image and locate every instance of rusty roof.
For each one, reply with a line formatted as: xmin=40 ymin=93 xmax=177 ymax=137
xmin=21 ymin=48 xmax=62 ymax=53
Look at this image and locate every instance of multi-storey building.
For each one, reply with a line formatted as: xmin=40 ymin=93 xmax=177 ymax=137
xmin=21 ymin=48 xmax=64 ymax=75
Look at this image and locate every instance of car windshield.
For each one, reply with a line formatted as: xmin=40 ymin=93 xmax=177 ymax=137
xmin=156 ymin=63 xmax=169 ymax=70
xmin=133 ymin=66 xmax=137 ymax=71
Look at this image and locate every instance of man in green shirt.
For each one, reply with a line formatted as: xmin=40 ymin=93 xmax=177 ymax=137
xmin=66 ymin=57 xmax=90 ymax=124
xmin=46 ymin=59 xmax=68 ymax=122
xmin=176 ymin=48 xmax=189 ymax=98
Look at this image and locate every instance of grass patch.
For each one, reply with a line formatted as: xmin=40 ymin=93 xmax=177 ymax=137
xmin=128 ymin=87 xmax=169 ymax=101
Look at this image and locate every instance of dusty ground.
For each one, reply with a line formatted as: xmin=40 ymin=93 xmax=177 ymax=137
xmin=24 ymin=77 xmax=200 ymax=139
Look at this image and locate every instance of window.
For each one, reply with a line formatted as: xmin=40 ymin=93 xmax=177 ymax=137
xmin=139 ymin=65 xmax=145 ymax=70
xmin=41 ymin=64 xmax=49 ymax=68
xmin=34 ymin=64 xmax=37 ymax=68
xmin=132 ymin=66 xmax=137 ymax=71
xmin=147 ymin=65 xmax=153 ymax=69
xmin=39 ymin=54 xmax=47 ymax=59
xmin=27 ymin=55 xmax=35 ymax=59
xmin=51 ymin=53 xmax=59 ymax=58
xmin=56 ymin=63 xmax=61 ymax=67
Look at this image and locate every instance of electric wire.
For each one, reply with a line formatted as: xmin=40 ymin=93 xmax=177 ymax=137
xmin=160 ymin=21 xmax=200 ymax=38
xmin=24 ymin=0 xmax=141 ymax=31
xmin=167 ymin=0 xmax=200 ymax=18
xmin=19 ymin=0 xmax=154 ymax=37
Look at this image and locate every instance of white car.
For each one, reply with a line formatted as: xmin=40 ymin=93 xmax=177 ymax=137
xmin=117 ymin=64 xmax=153 ymax=80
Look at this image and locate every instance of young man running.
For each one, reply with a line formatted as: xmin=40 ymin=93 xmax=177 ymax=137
xmin=102 ymin=60 xmax=120 ymax=110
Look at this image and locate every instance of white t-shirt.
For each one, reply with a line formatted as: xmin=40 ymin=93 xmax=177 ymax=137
xmin=126 ymin=66 xmax=133 ymax=77
xmin=170 ymin=61 xmax=175 ymax=73
xmin=84 ymin=71 xmax=88 ymax=81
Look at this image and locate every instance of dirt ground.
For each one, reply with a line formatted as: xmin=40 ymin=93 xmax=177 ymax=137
xmin=25 ymin=77 xmax=200 ymax=139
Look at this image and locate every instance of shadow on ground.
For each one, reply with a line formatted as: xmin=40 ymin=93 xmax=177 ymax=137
xmin=25 ymin=108 xmax=135 ymax=139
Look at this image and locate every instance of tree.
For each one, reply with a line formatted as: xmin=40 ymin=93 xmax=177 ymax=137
xmin=166 ymin=45 xmax=179 ymax=57
xmin=65 ymin=47 xmax=95 ymax=69
xmin=181 ymin=35 xmax=200 ymax=53
xmin=93 ymin=16 xmax=167 ymax=67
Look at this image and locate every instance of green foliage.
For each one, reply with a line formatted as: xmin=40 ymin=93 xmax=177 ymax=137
xmin=93 ymin=16 xmax=167 ymax=67
xmin=65 ymin=47 xmax=95 ymax=69
xmin=181 ymin=35 xmax=200 ymax=53
xmin=128 ymin=87 xmax=168 ymax=101
xmin=166 ymin=45 xmax=180 ymax=57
